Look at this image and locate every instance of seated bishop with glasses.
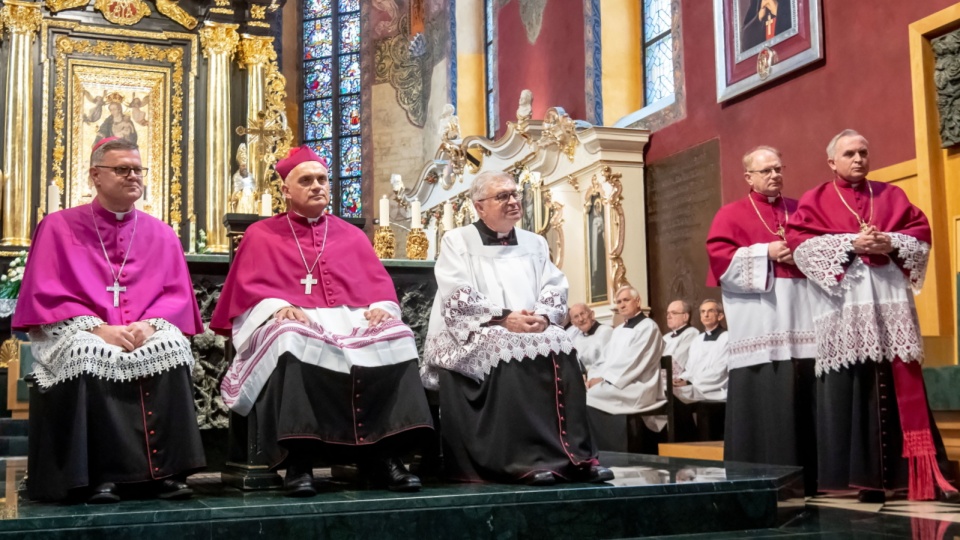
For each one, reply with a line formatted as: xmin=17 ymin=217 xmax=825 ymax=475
xmin=211 ymin=146 xmax=434 ymax=497
xmin=13 ymin=137 xmax=206 ymax=503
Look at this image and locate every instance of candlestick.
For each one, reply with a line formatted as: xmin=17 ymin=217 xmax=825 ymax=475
xmin=442 ymin=201 xmax=454 ymax=230
xmin=47 ymin=183 xmax=60 ymax=215
xmin=410 ymin=199 xmax=422 ymax=228
xmin=260 ymin=193 xmax=272 ymax=216
xmin=374 ymin=225 xmax=396 ymax=259
xmin=380 ymin=195 xmax=391 ymax=227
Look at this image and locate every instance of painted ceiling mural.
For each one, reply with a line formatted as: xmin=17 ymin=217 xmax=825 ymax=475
xmin=373 ymin=0 xmax=451 ymax=127
xmin=500 ymin=0 xmax=549 ymax=44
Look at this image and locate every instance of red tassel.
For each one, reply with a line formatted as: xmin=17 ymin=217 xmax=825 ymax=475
xmin=903 ymin=429 xmax=957 ymax=501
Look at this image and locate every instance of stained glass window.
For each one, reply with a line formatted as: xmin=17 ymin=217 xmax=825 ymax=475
xmin=302 ymin=0 xmax=362 ymax=217
xmin=641 ymin=0 xmax=674 ymax=106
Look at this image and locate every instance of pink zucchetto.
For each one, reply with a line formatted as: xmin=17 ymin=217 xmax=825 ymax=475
xmin=92 ymin=136 xmax=120 ymax=153
xmin=275 ymin=145 xmax=329 ymax=180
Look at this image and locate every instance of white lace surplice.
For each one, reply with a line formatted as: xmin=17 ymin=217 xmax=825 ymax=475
xmin=793 ymin=233 xmax=928 ymax=375
xmin=574 ymin=324 xmax=613 ymax=374
xmin=421 ymin=227 xmax=573 ymax=390
xmin=662 ymin=326 xmax=699 ymax=377
xmin=719 ymin=242 xmax=817 ymax=370
xmin=28 ymin=316 xmax=195 ymax=388
xmin=674 ymin=332 xmax=729 ymax=404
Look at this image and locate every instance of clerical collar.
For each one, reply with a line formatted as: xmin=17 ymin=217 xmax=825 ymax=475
xmin=670 ymin=324 xmax=690 ymax=338
xmin=749 ymin=190 xmax=780 ymax=205
xmin=703 ymin=326 xmax=727 ymax=341
xmin=92 ymin=198 xmax=134 ymax=222
xmin=623 ymin=312 xmax=647 ymax=329
xmin=288 ymin=211 xmax=325 ymax=225
xmin=834 ymin=176 xmax=868 ymax=191
xmin=473 ymin=220 xmax=517 ymax=246
xmin=582 ymin=320 xmax=601 ymax=337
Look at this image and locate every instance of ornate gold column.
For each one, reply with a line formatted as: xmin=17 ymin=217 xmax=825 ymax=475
xmin=0 ymin=1 xmax=41 ymax=247
xmin=237 ymin=35 xmax=276 ymax=197
xmin=199 ymin=22 xmax=239 ymax=253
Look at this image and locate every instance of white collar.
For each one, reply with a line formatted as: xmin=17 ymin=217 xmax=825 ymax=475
xmin=294 ymin=211 xmax=322 ymax=224
xmin=114 ymin=209 xmax=133 ymax=221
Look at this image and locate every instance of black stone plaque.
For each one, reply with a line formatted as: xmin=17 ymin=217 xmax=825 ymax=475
xmin=645 ymin=139 xmax=723 ymax=332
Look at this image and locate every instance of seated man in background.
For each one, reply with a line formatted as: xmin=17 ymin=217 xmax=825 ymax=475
xmin=662 ymin=299 xmax=698 ymax=378
xmin=422 ymin=171 xmax=612 ymax=486
xmin=14 ymin=137 xmax=205 ymax=503
xmin=211 ymin=146 xmax=434 ymax=496
xmin=568 ymin=302 xmax=613 ymax=375
xmin=673 ymin=299 xmax=730 ymax=441
xmin=586 ymin=286 xmax=666 ymax=454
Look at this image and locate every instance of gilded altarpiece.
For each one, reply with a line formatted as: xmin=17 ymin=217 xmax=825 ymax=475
xmin=41 ymin=23 xmax=196 ymax=230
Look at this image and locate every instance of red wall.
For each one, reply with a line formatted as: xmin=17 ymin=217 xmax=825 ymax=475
xmin=646 ymin=1 xmax=957 ymax=204
xmin=496 ymin=0 xmax=586 ymax=134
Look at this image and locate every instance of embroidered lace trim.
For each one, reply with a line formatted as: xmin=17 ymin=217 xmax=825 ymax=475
xmin=794 ymin=234 xmax=857 ymax=296
xmin=442 ymin=286 xmax=501 ymax=343
xmin=727 ymin=330 xmax=818 ymax=358
xmin=533 ymin=286 xmax=568 ymax=326
xmin=732 ymin=246 xmax=758 ymax=291
xmin=888 ymin=233 xmax=930 ymax=292
xmin=813 ymin=300 xmax=923 ymax=376
xmin=29 ymin=316 xmax=195 ymax=388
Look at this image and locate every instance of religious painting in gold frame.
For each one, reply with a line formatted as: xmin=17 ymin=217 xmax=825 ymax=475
xmin=66 ymin=61 xmax=169 ymax=219
xmin=583 ymin=180 xmax=609 ymax=306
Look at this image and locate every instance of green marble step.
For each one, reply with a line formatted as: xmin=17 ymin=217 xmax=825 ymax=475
xmin=1 ymin=453 xmax=803 ymax=539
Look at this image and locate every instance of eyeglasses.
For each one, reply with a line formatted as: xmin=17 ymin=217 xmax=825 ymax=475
xmin=95 ymin=165 xmax=149 ymax=178
xmin=477 ymin=190 xmax=523 ymax=204
xmin=666 ymin=311 xmax=686 ymax=316
xmin=747 ymin=165 xmax=784 ymax=177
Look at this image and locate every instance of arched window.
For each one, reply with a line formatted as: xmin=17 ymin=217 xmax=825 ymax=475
xmin=641 ymin=0 xmax=674 ymax=106
xmin=302 ymin=0 xmax=362 ymax=217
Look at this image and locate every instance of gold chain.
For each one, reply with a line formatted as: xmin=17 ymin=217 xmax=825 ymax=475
xmin=747 ymin=193 xmax=788 ymax=240
xmin=832 ymin=179 xmax=874 ymax=233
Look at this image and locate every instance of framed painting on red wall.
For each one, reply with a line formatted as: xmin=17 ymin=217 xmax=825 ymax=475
xmin=713 ymin=0 xmax=823 ymax=102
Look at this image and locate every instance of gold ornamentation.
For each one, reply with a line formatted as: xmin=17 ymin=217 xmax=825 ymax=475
xmin=51 ymin=35 xmax=187 ymax=226
xmin=0 ymin=337 xmax=20 ymax=370
xmin=405 ymin=228 xmax=428 ymax=260
xmin=247 ymin=21 xmax=270 ymax=28
xmin=236 ymin=35 xmax=276 ymax=67
xmin=602 ymin=166 xmax=629 ymax=292
xmin=250 ymin=4 xmax=267 ymax=19
xmin=0 ymin=1 xmax=42 ymax=35
xmin=199 ymin=24 xmax=240 ymax=58
xmin=213 ymin=0 xmax=229 ymax=6
xmin=94 ymin=0 xmax=152 ymax=26
xmin=539 ymin=107 xmax=578 ymax=161
xmin=374 ymin=226 xmax=396 ymax=259
xmin=567 ymin=175 xmax=580 ymax=192
xmin=155 ymin=0 xmax=198 ymax=30
xmin=263 ymin=56 xmax=293 ymax=165
xmin=45 ymin=0 xmax=86 ymax=13
xmin=545 ymin=193 xmax=564 ymax=269
xmin=209 ymin=7 xmax=233 ymax=14
xmin=832 ymin=179 xmax=874 ymax=233
xmin=748 ymin=192 xmax=788 ymax=240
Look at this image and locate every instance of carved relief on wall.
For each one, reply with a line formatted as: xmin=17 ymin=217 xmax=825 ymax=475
xmin=932 ymin=28 xmax=960 ymax=148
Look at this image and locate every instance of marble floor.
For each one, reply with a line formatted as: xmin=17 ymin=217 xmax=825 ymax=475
xmin=0 ymin=454 xmax=956 ymax=538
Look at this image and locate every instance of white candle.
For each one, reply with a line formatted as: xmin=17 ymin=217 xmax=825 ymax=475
xmin=380 ymin=195 xmax=390 ymax=227
xmin=410 ymin=199 xmax=422 ymax=228
xmin=260 ymin=193 xmax=272 ymax=216
xmin=442 ymin=201 xmax=454 ymax=230
xmin=47 ymin=183 xmax=60 ymax=215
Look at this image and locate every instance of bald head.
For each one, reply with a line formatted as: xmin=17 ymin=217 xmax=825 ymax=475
xmin=569 ymin=303 xmax=595 ymax=332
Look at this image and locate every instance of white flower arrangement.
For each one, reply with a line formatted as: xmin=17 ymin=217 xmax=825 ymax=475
xmin=0 ymin=251 xmax=27 ymax=300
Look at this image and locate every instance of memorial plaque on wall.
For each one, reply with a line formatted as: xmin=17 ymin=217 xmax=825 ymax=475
xmin=645 ymin=139 xmax=722 ymax=332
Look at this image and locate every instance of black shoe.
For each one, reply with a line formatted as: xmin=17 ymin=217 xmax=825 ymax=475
xmin=158 ymin=478 xmax=193 ymax=500
xmin=586 ymin=465 xmax=614 ymax=483
xmin=88 ymin=482 xmax=120 ymax=504
xmin=284 ymin=471 xmax=317 ymax=498
xmin=858 ymin=489 xmax=886 ymax=503
xmin=525 ymin=471 xmax=556 ymax=486
xmin=939 ymin=490 xmax=960 ymax=504
xmin=378 ymin=458 xmax=421 ymax=492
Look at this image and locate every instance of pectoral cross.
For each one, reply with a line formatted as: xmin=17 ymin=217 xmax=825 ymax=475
xmin=300 ymin=273 xmax=318 ymax=295
xmin=107 ymin=280 xmax=126 ymax=307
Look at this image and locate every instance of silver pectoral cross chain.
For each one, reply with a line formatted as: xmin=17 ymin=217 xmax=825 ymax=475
xmin=300 ymin=273 xmax=318 ymax=295
xmin=106 ymin=280 xmax=127 ymax=307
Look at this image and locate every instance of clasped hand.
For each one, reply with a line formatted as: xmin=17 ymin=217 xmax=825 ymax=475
xmin=767 ymin=240 xmax=795 ymax=265
xmin=273 ymin=305 xmax=394 ymax=327
xmin=91 ymin=321 xmax=155 ymax=352
xmin=851 ymin=226 xmax=893 ymax=255
xmin=500 ymin=309 xmax=549 ymax=334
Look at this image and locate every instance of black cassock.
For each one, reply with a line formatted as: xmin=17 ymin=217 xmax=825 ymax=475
xmin=28 ymin=365 xmax=205 ymax=501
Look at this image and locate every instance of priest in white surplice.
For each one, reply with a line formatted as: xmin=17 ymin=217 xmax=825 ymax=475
xmin=568 ymin=303 xmax=613 ymax=374
xmin=662 ymin=299 xmax=698 ymax=378
xmin=673 ymin=300 xmax=729 ymax=441
xmin=211 ymin=146 xmax=433 ymax=496
xmin=422 ymin=171 xmax=612 ymax=486
xmin=706 ymin=145 xmax=817 ymax=494
xmin=585 ymin=286 xmax=666 ymax=454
